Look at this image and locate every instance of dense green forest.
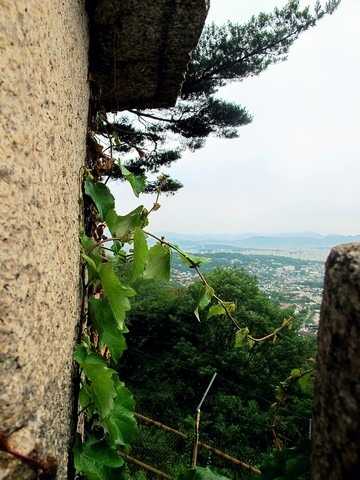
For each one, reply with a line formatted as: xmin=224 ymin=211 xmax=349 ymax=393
xmin=115 ymin=266 xmax=316 ymax=476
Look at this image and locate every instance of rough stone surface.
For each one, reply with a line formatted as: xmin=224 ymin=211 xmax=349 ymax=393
xmin=88 ymin=0 xmax=209 ymax=110
xmin=0 ymin=1 xmax=89 ymax=478
xmin=311 ymin=243 xmax=360 ymax=480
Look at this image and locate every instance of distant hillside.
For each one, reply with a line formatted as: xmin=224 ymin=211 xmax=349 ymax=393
xmin=236 ymin=235 xmax=360 ymax=249
xmin=158 ymin=232 xmax=360 ymax=253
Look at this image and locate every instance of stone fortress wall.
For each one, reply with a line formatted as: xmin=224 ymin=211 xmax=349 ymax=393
xmin=0 ymin=1 xmax=89 ymax=478
xmin=0 ymin=1 xmax=208 ymax=478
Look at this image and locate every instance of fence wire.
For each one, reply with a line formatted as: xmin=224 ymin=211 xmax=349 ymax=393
xmin=121 ymin=412 xmax=260 ymax=480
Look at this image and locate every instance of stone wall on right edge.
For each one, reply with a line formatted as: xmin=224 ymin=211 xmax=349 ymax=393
xmin=311 ymin=243 xmax=360 ymax=479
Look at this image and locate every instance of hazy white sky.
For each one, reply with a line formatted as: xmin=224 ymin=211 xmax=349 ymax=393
xmin=113 ymin=0 xmax=360 ymax=235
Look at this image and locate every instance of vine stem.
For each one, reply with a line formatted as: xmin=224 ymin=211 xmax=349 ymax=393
xmin=271 ymin=367 xmax=316 ymax=448
xmin=85 ymin=230 xmax=294 ymax=339
xmin=143 ymin=230 xmax=242 ymax=330
xmin=147 ymin=188 xmax=161 ymax=215
xmin=193 ymin=264 xmax=242 ymax=330
xmin=144 ymin=232 xmax=294 ymax=340
xmin=248 ymin=317 xmax=293 ymax=344
xmin=85 ymin=235 xmax=129 ymax=255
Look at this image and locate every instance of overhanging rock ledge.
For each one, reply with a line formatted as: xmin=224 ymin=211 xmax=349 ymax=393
xmin=87 ymin=0 xmax=209 ymax=111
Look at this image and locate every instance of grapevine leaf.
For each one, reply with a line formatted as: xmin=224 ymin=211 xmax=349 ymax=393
xmin=84 ymin=180 xmax=115 ymax=222
xmin=78 ymin=382 xmax=95 ymax=419
xmin=194 ymin=286 xmax=214 ymax=322
xmin=74 ymin=345 xmax=116 ymax=418
xmin=106 ymin=206 xmax=144 ymax=238
xmin=111 ymin=240 xmax=124 ymax=256
xmin=89 ymin=297 xmax=127 ymax=362
xmin=79 ymin=231 xmax=92 ymax=252
xmin=223 ymin=302 xmax=236 ymax=315
xmin=119 ymin=164 xmax=147 ymax=197
xmin=175 ymin=247 xmax=210 ymax=268
xmin=125 ymin=172 xmax=147 ymax=197
xmin=291 ymin=369 xmax=301 ymax=379
xmin=297 ymin=370 xmax=312 ymax=392
xmin=82 ymin=254 xmax=97 ymax=272
xmin=103 ymin=376 xmax=138 ymax=446
xmin=275 ymin=385 xmax=286 ymax=401
xmin=80 ymin=232 xmax=102 ymax=268
xmin=118 ymin=164 xmax=132 ymax=176
xmin=78 ymin=383 xmax=91 ymax=410
xmin=129 ymin=227 xmax=149 ymax=283
xmin=235 ymin=327 xmax=250 ymax=348
xmin=143 ymin=242 xmax=171 ymax=281
xmin=73 ymin=344 xmax=87 ymax=364
xmin=74 ymin=435 xmax=123 ymax=480
xmin=82 ymin=254 xmax=99 ymax=284
xmin=260 ymin=440 xmax=311 ymax=480
xmin=207 ymin=303 xmax=226 ymax=319
xmin=81 ymin=334 xmax=93 ymax=351
xmin=97 ymin=262 xmax=136 ymax=329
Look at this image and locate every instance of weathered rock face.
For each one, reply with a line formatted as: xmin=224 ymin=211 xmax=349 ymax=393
xmin=0 ymin=0 xmax=208 ymax=478
xmin=87 ymin=0 xmax=210 ymax=111
xmin=0 ymin=1 xmax=89 ymax=478
xmin=311 ymin=243 xmax=360 ymax=480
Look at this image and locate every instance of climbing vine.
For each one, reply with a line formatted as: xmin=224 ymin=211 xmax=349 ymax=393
xmin=75 ymin=126 xmax=220 ymax=478
xmin=256 ymin=366 xmax=316 ymax=480
xmin=75 ymin=118 xmax=306 ymax=479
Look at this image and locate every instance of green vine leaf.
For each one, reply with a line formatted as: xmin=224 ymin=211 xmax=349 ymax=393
xmin=275 ymin=384 xmax=286 ymax=401
xmin=78 ymin=382 xmax=95 ymax=420
xmin=80 ymin=233 xmax=103 ymax=268
xmin=207 ymin=303 xmax=226 ymax=319
xmin=298 ymin=372 xmax=312 ymax=392
xmin=110 ymin=240 xmax=124 ymax=256
xmin=82 ymin=254 xmax=99 ymax=285
xmin=290 ymin=368 xmax=313 ymax=393
xmin=103 ymin=376 xmax=138 ymax=446
xmin=143 ymin=242 xmax=171 ymax=281
xmin=119 ymin=164 xmax=147 ymax=197
xmin=97 ymin=262 xmax=136 ymax=329
xmin=127 ymin=174 xmax=147 ymax=197
xmin=74 ymin=345 xmax=117 ymax=418
xmin=260 ymin=439 xmax=311 ymax=480
xmin=175 ymin=247 xmax=210 ymax=269
xmin=234 ymin=327 xmax=250 ymax=348
xmin=290 ymin=369 xmax=301 ymax=379
xmin=84 ymin=180 xmax=115 ymax=222
xmin=89 ymin=297 xmax=128 ymax=362
xmin=129 ymin=227 xmax=149 ymax=283
xmin=106 ymin=206 xmax=145 ymax=238
xmin=194 ymin=285 xmax=214 ymax=321
xmin=74 ymin=435 xmax=124 ymax=480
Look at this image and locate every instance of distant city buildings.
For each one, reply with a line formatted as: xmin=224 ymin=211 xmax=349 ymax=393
xmin=171 ymin=249 xmax=324 ymax=334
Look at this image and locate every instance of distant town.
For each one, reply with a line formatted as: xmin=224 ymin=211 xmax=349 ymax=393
xmin=164 ymin=232 xmax=360 ymax=335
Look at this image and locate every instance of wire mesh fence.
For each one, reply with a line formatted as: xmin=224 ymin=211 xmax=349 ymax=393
xmin=121 ymin=412 xmax=261 ymax=480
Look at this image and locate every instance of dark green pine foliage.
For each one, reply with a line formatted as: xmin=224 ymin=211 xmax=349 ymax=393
xmin=181 ymin=0 xmax=340 ymax=98
xmin=102 ymin=0 xmax=340 ymax=193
